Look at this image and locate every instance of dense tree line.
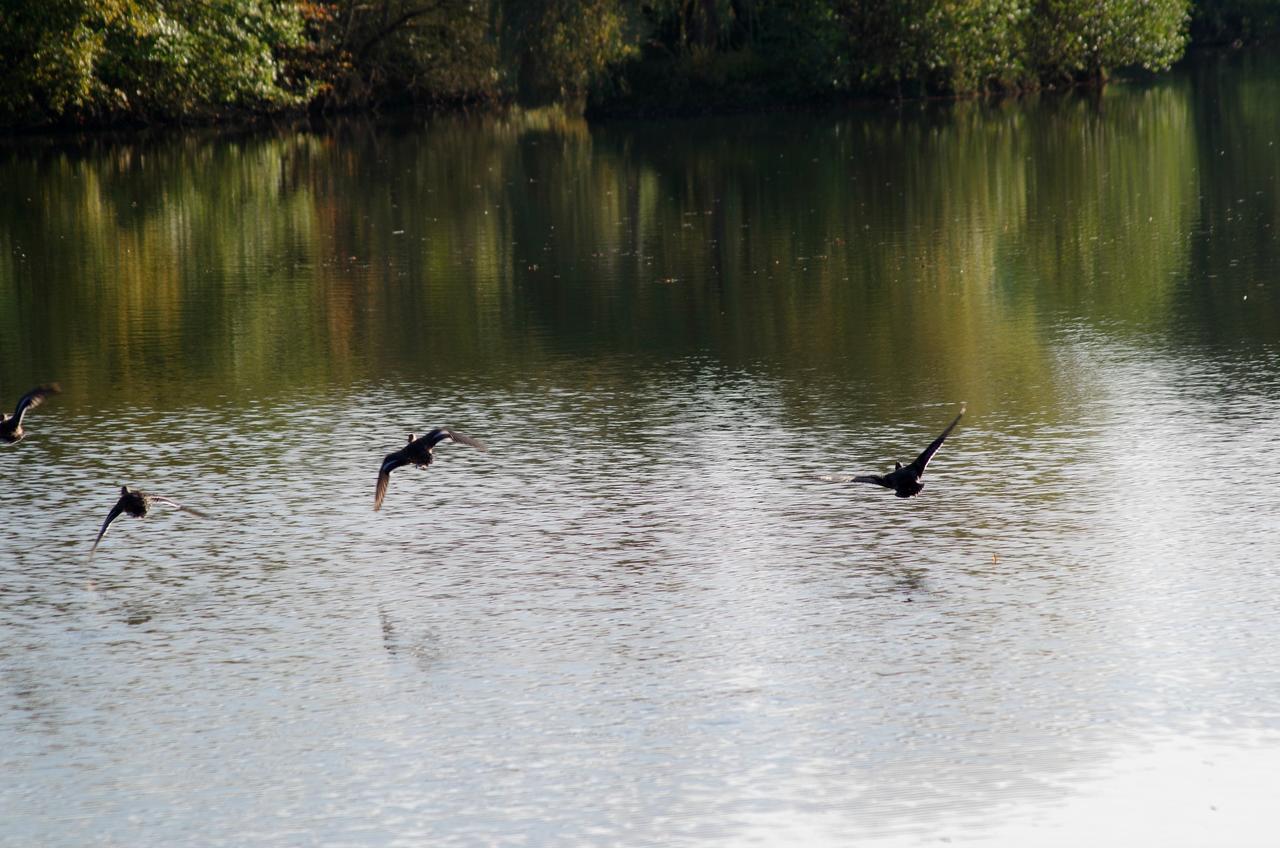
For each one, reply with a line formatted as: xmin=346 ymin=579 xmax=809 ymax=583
xmin=0 ymin=0 xmax=1261 ymax=128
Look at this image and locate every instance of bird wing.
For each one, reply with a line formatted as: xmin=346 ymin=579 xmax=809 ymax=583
xmin=851 ymin=474 xmax=893 ymax=489
xmin=907 ymin=406 xmax=965 ymax=475
xmin=821 ymin=472 xmax=892 ymax=488
xmin=374 ymin=470 xmax=391 ymax=511
xmin=90 ymin=500 xmax=126 ymax=554
xmin=445 ymin=429 xmax=487 ymax=451
xmin=13 ymin=383 xmax=60 ymax=422
xmin=149 ymin=496 xmax=210 ymax=518
xmin=420 ymin=428 xmax=451 ymax=449
xmin=374 ymin=452 xmax=410 ymax=511
xmin=424 ymin=428 xmax=487 ymax=452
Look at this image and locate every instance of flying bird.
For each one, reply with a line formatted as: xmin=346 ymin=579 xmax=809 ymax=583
xmin=90 ymin=485 xmax=210 ymax=554
xmin=374 ymin=428 xmax=487 ymax=511
xmin=1 ymin=383 xmax=61 ymax=444
xmin=826 ymin=405 xmax=965 ymax=498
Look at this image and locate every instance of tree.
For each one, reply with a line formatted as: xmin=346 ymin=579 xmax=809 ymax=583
xmin=0 ymin=0 xmax=130 ymax=125
xmin=305 ymin=0 xmax=499 ymax=108
xmin=0 ymin=0 xmax=307 ymax=126
xmin=498 ymin=0 xmax=633 ymax=105
xmin=1027 ymin=0 xmax=1188 ymax=83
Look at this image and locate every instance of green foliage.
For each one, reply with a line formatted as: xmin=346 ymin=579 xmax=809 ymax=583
xmin=0 ymin=0 xmax=124 ymax=124
xmin=501 ymin=0 xmax=635 ymax=105
xmin=750 ymin=0 xmax=845 ymax=94
xmin=0 ymin=0 xmax=1202 ymax=126
xmin=607 ymin=0 xmax=1188 ymax=109
xmin=309 ymin=0 xmax=499 ymax=108
xmin=598 ymin=0 xmax=845 ymax=113
xmin=640 ymin=0 xmax=751 ymax=52
xmin=1026 ymin=0 xmax=1188 ymax=82
xmin=835 ymin=0 xmax=1030 ymax=93
xmin=100 ymin=0 xmax=310 ymax=117
xmin=0 ymin=0 xmax=306 ymax=126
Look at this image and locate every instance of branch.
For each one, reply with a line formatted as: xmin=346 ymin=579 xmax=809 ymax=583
xmin=355 ymin=3 xmax=438 ymax=61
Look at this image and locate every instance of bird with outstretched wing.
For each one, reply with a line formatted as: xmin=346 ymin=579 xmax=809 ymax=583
xmin=374 ymin=428 xmax=487 ymax=511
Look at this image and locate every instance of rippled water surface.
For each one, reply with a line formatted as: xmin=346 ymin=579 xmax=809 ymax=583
xmin=4 ymin=51 xmax=1280 ymax=846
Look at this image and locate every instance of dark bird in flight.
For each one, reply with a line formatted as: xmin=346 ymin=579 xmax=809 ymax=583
xmin=827 ymin=405 xmax=965 ymax=498
xmin=90 ymin=485 xmax=210 ymax=554
xmin=1 ymin=384 xmax=61 ymax=444
xmin=374 ymin=428 xmax=487 ymax=511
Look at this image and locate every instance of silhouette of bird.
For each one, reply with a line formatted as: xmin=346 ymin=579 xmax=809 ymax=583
xmin=1 ymin=384 xmax=61 ymax=444
xmin=825 ymin=405 xmax=965 ymax=498
xmin=374 ymin=428 xmax=487 ymax=511
xmin=90 ymin=485 xmax=209 ymax=554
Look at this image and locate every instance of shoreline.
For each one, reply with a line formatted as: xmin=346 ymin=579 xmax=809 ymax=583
xmin=0 ymin=42 xmax=1265 ymax=142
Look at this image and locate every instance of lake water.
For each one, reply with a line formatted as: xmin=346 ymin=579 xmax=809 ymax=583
xmin=3 ymin=50 xmax=1280 ymax=846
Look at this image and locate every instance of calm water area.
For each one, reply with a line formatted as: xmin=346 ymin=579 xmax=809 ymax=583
xmin=3 ymin=49 xmax=1280 ymax=846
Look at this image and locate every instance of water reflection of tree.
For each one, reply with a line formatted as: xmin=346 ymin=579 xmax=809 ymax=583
xmin=1183 ymin=49 xmax=1280 ymax=351
xmin=0 ymin=71 xmax=1225 ymax=412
